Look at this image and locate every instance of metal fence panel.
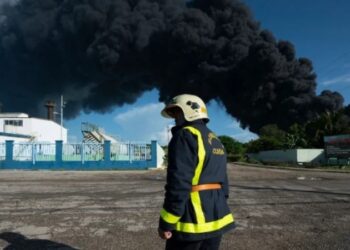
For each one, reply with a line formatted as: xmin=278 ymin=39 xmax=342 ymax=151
xmin=111 ymin=143 xmax=151 ymax=161
xmin=63 ymin=144 xmax=82 ymax=161
xmin=132 ymin=144 xmax=151 ymax=161
xmin=4 ymin=142 xmax=152 ymax=164
xmin=63 ymin=143 xmax=104 ymax=161
xmin=82 ymin=143 xmax=104 ymax=161
xmin=35 ymin=144 xmax=56 ymax=161
xmin=111 ymin=143 xmax=129 ymax=161
xmin=12 ymin=143 xmax=56 ymax=162
xmin=0 ymin=143 xmax=5 ymax=160
xmin=13 ymin=143 xmax=33 ymax=161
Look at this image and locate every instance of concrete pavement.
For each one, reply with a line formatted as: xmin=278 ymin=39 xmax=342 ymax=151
xmin=0 ymin=164 xmax=349 ymax=249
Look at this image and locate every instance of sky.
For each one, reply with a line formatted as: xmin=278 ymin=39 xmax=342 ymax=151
xmin=65 ymin=0 xmax=350 ymax=145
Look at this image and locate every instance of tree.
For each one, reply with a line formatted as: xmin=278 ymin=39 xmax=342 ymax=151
xmin=259 ymin=124 xmax=286 ymax=139
xmin=284 ymin=123 xmax=308 ymax=149
xmin=245 ymin=124 xmax=287 ymax=153
xmin=245 ymin=108 xmax=350 ymax=152
xmin=245 ymin=136 xmax=284 ymax=153
xmin=218 ymin=135 xmax=244 ymax=155
xmin=305 ymin=110 xmax=350 ymax=147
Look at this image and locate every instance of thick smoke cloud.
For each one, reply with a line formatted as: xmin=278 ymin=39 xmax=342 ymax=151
xmin=0 ymin=0 xmax=19 ymax=6
xmin=0 ymin=0 xmax=345 ymax=133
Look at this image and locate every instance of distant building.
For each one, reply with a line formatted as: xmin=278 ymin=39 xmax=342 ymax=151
xmin=324 ymin=134 xmax=350 ymax=159
xmin=0 ymin=112 xmax=67 ymax=143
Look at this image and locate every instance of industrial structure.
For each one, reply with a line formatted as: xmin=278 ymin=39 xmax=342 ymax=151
xmin=81 ymin=122 xmax=119 ymax=143
xmin=0 ymin=112 xmax=67 ymax=143
xmin=0 ymin=103 xmax=165 ymax=170
xmin=324 ymin=134 xmax=350 ymax=165
xmin=81 ymin=122 xmax=165 ymax=168
xmin=0 ymin=100 xmax=67 ymax=143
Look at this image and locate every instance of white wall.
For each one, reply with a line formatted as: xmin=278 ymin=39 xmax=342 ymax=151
xmin=29 ymin=118 xmax=67 ymax=143
xmin=156 ymin=143 xmax=165 ymax=168
xmin=0 ymin=136 xmax=29 ymax=143
xmin=248 ymin=149 xmax=325 ymax=164
xmin=296 ymin=149 xmax=325 ymax=164
xmin=0 ymin=117 xmax=67 ymax=143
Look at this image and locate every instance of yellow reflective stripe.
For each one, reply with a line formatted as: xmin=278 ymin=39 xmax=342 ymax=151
xmin=160 ymin=208 xmax=181 ymax=224
xmin=190 ymin=191 xmax=206 ymax=224
xmin=175 ymin=213 xmax=234 ymax=233
xmin=184 ymin=126 xmax=205 ymax=185
xmin=184 ymin=126 xmax=206 ymax=224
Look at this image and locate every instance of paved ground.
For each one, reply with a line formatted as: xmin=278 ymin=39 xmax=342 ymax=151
xmin=0 ymin=164 xmax=349 ymax=250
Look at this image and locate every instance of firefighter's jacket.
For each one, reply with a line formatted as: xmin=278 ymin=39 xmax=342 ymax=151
xmin=159 ymin=120 xmax=235 ymax=241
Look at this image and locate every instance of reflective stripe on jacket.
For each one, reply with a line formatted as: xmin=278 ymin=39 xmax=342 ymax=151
xmin=159 ymin=120 xmax=235 ymax=241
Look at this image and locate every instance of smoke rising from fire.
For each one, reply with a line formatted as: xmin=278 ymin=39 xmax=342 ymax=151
xmin=0 ymin=0 xmax=345 ymax=133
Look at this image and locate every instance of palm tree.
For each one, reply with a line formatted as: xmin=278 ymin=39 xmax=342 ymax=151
xmin=305 ymin=110 xmax=350 ymax=147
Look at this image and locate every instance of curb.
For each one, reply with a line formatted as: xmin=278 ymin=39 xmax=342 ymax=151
xmin=231 ymin=162 xmax=350 ymax=174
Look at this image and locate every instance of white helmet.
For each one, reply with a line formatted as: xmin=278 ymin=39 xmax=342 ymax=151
xmin=161 ymin=94 xmax=209 ymax=122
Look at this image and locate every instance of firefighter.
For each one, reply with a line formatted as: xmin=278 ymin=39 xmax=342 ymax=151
xmin=158 ymin=94 xmax=235 ymax=250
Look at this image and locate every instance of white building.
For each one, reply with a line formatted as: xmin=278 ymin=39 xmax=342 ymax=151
xmin=0 ymin=113 xmax=67 ymax=143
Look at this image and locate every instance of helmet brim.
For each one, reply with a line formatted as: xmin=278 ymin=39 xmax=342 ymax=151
xmin=161 ymin=104 xmax=179 ymax=118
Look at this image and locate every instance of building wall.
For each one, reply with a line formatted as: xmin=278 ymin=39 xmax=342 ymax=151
xmin=248 ymin=149 xmax=325 ymax=164
xmin=0 ymin=117 xmax=67 ymax=143
xmin=29 ymin=118 xmax=67 ymax=143
xmin=0 ymin=136 xmax=29 ymax=143
xmin=248 ymin=150 xmax=297 ymax=163
xmin=296 ymin=149 xmax=325 ymax=163
xmin=156 ymin=143 xmax=165 ymax=168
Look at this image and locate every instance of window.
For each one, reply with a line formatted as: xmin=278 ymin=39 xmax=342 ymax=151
xmin=4 ymin=120 xmax=23 ymax=126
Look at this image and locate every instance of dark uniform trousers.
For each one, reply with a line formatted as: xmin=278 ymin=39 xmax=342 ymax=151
xmin=166 ymin=236 xmax=222 ymax=250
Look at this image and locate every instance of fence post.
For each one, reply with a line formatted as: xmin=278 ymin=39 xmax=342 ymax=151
xmin=150 ymin=140 xmax=157 ymax=168
xmin=32 ymin=143 xmax=36 ymax=165
xmin=129 ymin=142 xmax=132 ymax=163
xmin=104 ymin=140 xmax=111 ymax=163
xmin=81 ymin=143 xmax=85 ymax=164
xmin=5 ymin=140 xmax=14 ymax=162
xmin=55 ymin=141 xmax=63 ymax=167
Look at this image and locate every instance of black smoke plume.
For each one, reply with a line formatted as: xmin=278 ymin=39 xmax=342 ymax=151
xmin=0 ymin=0 xmax=345 ymax=133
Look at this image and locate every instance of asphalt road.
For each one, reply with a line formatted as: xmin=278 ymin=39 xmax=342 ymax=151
xmin=0 ymin=164 xmax=349 ymax=250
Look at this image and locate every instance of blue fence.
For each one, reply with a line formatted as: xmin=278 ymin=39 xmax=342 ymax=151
xmin=0 ymin=140 xmax=157 ymax=170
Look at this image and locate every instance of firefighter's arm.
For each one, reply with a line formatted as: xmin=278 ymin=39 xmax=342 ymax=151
xmin=159 ymin=130 xmax=197 ymax=231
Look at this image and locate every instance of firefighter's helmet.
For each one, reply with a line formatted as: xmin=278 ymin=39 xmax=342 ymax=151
xmin=161 ymin=94 xmax=209 ymax=122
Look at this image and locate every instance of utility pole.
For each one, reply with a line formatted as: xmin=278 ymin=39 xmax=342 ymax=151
xmin=60 ymin=95 xmax=65 ymax=141
xmin=53 ymin=95 xmax=66 ymax=141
